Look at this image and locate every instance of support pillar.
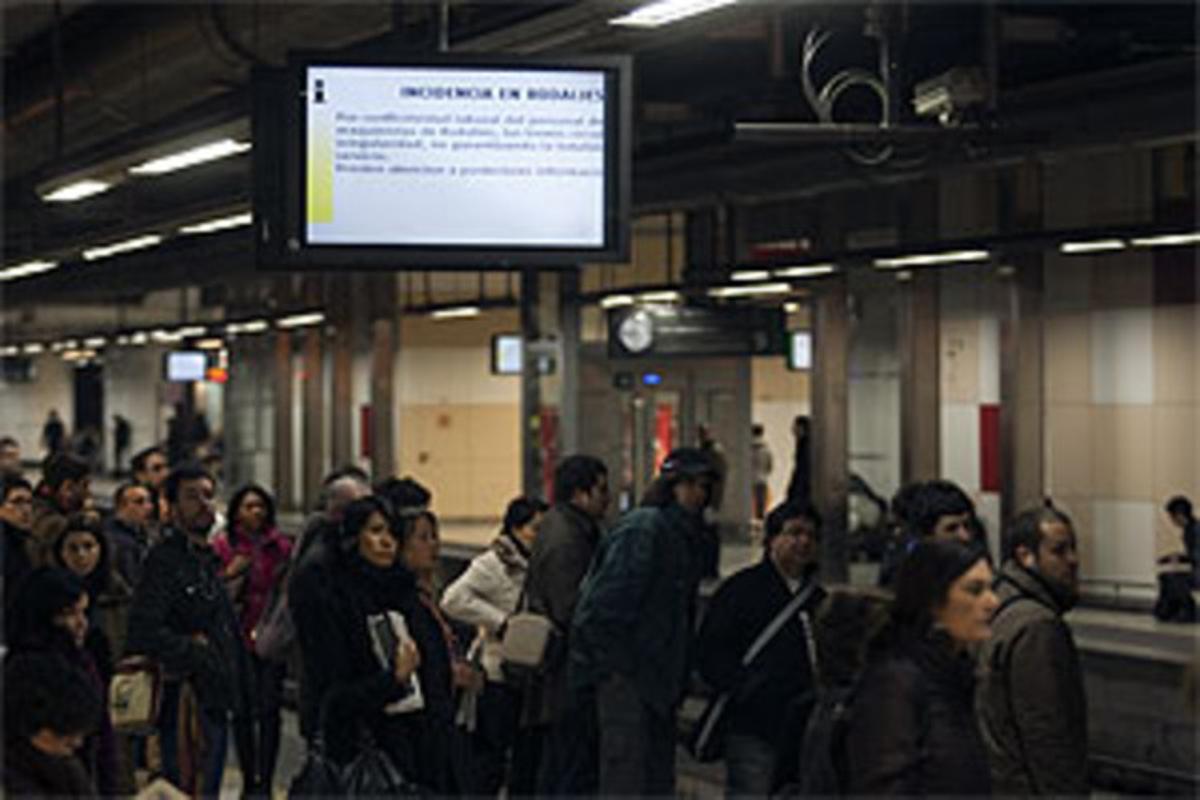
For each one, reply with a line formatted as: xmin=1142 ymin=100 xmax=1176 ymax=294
xmin=330 ymin=277 xmax=354 ymax=467
xmin=520 ymin=268 xmax=543 ymax=499
xmin=369 ymin=274 xmax=397 ymax=480
xmin=812 ymin=276 xmax=850 ymax=582
xmin=301 ymin=325 xmax=324 ymax=510
xmin=273 ymin=329 xmax=296 ymax=510
xmin=899 ymin=269 xmax=941 ymax=483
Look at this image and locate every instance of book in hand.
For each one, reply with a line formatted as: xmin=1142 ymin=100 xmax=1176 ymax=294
xmin=368 ymin=611 xmax=424 ymax=714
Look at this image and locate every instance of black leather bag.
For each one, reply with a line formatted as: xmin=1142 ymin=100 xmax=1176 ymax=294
xmin=288 ymin=739 xmax=344 ymax=797
xmin=343 ymin=741 xmax=424 ymax=797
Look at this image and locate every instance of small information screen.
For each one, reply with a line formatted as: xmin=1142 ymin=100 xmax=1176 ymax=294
xmin=305 ymin=65 xmax=608 ymax=248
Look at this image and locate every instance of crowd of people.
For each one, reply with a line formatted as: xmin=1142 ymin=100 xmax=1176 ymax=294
xmin=0 ymin=418 xmax=1194 ymax=798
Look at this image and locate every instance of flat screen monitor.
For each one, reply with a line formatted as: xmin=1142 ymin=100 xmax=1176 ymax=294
xmin=788 ymin=331 xmax=812 ymax=371
xmin=491 ymin=333 xmax=523 ymax=375
xmin=165 ymin=351 xmax=208 ymax=382
xmin=254 ymin=53 xmax=632 ymax=269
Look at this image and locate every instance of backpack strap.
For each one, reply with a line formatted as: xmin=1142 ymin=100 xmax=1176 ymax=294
xmin=741 ymin=579 xmax=820 ymax=668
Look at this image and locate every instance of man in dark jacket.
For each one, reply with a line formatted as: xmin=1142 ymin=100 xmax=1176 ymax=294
xmin=103 ymin=483 xmax=155 ymax=589
xmin=523 ymin=454 xmax=609 ymax=795
xmin=30 ymin=452 xmax=91 ymax=566
xmin=696 ymin=500 xmax=825 ymax=794
xmin=571 ymin=448 xmax=716 ymax=796
xmin=1166 ymin=496 xmax=1199 ymax=587
xmin=126 ymin=463 xmax=248 ymax=796
xmin=976 ymin=505 xmax=1088 ymax=796
xmin=1 ymin=473 xmax=36 ymax=616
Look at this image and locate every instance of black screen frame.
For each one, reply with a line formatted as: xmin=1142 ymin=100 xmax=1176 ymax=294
xmin=256 ymin=52 xmax=632 ymax=271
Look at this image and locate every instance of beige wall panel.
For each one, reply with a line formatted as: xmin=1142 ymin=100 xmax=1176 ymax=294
xmin=1044 ymin=312 xmax=1092 ymax=404
xmin=1092 ymin=252 xmax=1154 ymax=310
xmin=1045 ymin=405 xmax=1094 ymax=498
xmin=941 ymin=318 xmax=981 ymax=404
xmin=1051 ymin=495 xmax=1097 ymax=577
xmin=1091 ymin=405 xmax=1154 ymax=500
xmin=1043 ymin=255 xmax=1093 ymax=312
xmin=1153 ymin=405 xmax=1196 ymax=510
xmin=1154 ymin=305 xmax=1197 ymax=403
xmin=751 ymin=356 xmax=810 ymax=402
xmin=400 ymin=310 xmax=520 ymax=348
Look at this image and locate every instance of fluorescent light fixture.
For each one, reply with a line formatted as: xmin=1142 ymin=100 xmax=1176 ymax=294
xmin=0 ymin=346 xmax=19 ymax=357
xmin=129 ymin=139 xmax=251 ymax=176
xmin=873 ymin=249 xmax=990 ymax=269
xmin=82 ymin=234 xmax=163 ymax=261
xmin=115 ymin=335 xmax=131 ymax=346
xmin=0 ymin=260 xmax=59 ymax=281
xmin=708 ymin=282 xmax=792 ymax=298
xmin=129 ymin=332 xmax=149 ymax=346
xmin=178 ymin=211 xmax=253 ymax=235
xmin=774 ymin=263 xmax=837 ymax=278
xmin=600 ymin=294 xmax=635 ymax=309
xmin=151 ymin=329 xmax=182 ymax=343
xmin=1129 ymin=231 xmax=1200 ymax=248
xmin=430 ymin=306 xmax=481 ymax=321
xmin=62 ymin=349 xmax=97 ymax=362
xmin=196 ymin=338 xmax=225 ymax=350
xmin=276 ymin=312 xmax=325 ymax=329
xmin=42 ymin=179 xmax=112 ymax=203
xmin=83 ymin=337 xmax=107 ymax=348
xmin=1059 ymin=239 xmax=1126 ymax=254
xmin=731 ymin=270 xmax=771 ymax=282
xmin=21 ymin=343 xmax=44 ymax=355
xmin=174 ymin=326 xmax=207 ymax=338
xmin=611 ymin=0 xmax=737 ymax=28
xmin=784 ymin=302 xmax=801 ymax=313
xmin=226 ymin=319 xmax=270 ymax=335
xmin=639 ymin=290 xmax=682 ymax=303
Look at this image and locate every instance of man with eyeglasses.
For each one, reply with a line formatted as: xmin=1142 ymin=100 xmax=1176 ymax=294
xmin=126 ymin=463 xmax=248 ymax=796
xmin=104 ymin=483 xmax=157 ymax=588
xmin=1 ymin=472 xmax=36 ymax=613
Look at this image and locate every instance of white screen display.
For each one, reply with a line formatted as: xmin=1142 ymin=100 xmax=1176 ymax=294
xmin=493 ymin=334 xmax=523 ymax=375
xmin=306 ymin=65 xmax=608 ymax=248
xmin=167 ymin=351 xmax=207 ymax=382
xmin=789 ymin=331 xmax=812 ymax=370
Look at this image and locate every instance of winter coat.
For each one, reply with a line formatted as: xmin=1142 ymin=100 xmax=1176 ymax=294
xmin=2 ymin=519 xmax=35 ymax=615
xmin=976 ymin=560 xmax=1089 ymax=796
xmin=521 ymin=502 xmax=602 ymax=726
xmin=103 ymin=516 xmax=152 ymax=590
xmin=570 ymin=503 xmax=705 ymax=718
xmin=696 ymin=559 xmax=824 ymax=746
xmin=2 ymin=738 xmax=97 ymax=799
xmin=847 ymin=634 xmax=991 ymax=796
xmin=441 ymin=531 xmax=530 ymax=682
xmin=125 ymin=530 xmax=249 ymax=715
xmin=212 ymin=525 xmax=293 ymax=648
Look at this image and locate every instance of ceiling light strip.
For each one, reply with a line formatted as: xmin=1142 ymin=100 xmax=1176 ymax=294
xmin=430 ymin=306 xmax=481 ymax=320
xmin=129 ymin=139 xmax=251 ymax=176
xmin=1060 ymin=239 xmax=1126 ymax=254
xmin=277 ymin=312 xmax=326 ymax=329
xmin=708 ymin=282 xmax=792 ymax=298
xmin=82 ymin=235 xmax=163 ymax=261
xmin=42 ymin=180 xmax=112 ymax=203
xmin=179 ymin=212 xmax=253 ymax=235
xmin=0 ymin=260 xmax=59 ymax=282
xmin=1129 ymin=231 xmax=1200 ymax=248
xmin=611 ymin=0 xmax=738 ymax=28
xmin=773 ymin=263 xmax=837 ymax=278
xmin=873 ymin=249 xmax=990 ymax=269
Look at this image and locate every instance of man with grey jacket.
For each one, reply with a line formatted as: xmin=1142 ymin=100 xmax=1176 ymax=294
xmin=523 ymin=454 xmax=609 ymax=795
xmin=977 ymin=505 xmax=1088 ymax=796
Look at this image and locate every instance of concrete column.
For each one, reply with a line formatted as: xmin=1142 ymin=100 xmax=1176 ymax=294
xmin=273 ymin=329 xmax=296 ymax=510
xmin=520 ymin=268 xmax=542 ymax=499
xmin=557 ymin=270 xmax=581 ymax=455
xmin=812 ymin=276 xmax=850 ymax=583
xmin=330 ymin=277 xmax=354 ymax=467
xmin=369 ymin=273 xmax=397 ymax=480
xmin=898 ymin=268 xmax=941 ymax=483
xmin=301 ymin=325 xmax=324 ymax=510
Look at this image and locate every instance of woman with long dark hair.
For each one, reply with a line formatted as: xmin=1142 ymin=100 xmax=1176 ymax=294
xmin=212 ymin=484 xmax=292 ymax=796
xmin=292 ymin=496 xmax=422 ymax=776
xmin=846 ymin=539 xmax=998 ymax=795
xmin=8 ymin=567 xmax=118 ymax=795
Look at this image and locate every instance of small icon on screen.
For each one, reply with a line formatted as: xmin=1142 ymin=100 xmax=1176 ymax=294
xmin=314 ymin=79 xmax=326 ymax=104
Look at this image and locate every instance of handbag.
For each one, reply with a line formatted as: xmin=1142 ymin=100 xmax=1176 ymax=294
xmin=252 ymin=565 xmax=296 ymax=661
xmin=108 ymin=655 xmax=163 ymax=734
xmin=288 ymin=738 xmax=345 ymax=797
xmin=499 ymin=587 xmax=560 ymax=681
xmin=688 ymin=580 xmax=820 ymax=763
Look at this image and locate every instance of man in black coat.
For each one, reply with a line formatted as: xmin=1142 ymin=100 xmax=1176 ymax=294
xmin=103 ymin=482 xmax=155 ymax=589
xmin=696 ymin=499 xmax=825 ymax=795
xmin=126 ymin=463 xmax=248 ymax=796
xmin=1 ymin=473 xmax=36 ymax=616
xmin=522 ymin=454 xmax=609 ymax=796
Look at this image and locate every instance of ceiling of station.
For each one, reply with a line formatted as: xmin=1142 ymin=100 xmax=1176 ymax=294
xmin=1 ymin=1 xmax=1196 ymax=314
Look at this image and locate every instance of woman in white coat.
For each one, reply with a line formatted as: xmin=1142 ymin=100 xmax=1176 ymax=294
xmin=442 ymin=496 xmax=546 ymax=795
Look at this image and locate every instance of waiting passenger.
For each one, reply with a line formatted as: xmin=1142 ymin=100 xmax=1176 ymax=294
xmin=53 ymin=513 xmax=132 ymax=681
xmin=104 ymin=482 xmax=157 ymax=589
xmin=571 ymin=448 xmax=717 ymax=797
xmin=695 ymin=500 xmax=825 ymax=795
xmin=3 ymin=652 xmax=103 ymax=798
xmin=212 ymin=483 xmax=293 ymax=796
xmin=522 ymin=454 xmax=610 ymax=796
xmin=441 ymin=495 xmax=548 ymax=794
xmin=130 ymin=446 xmax=170 ymax=526
xmin=1165 ymin=495 xmax=1199 ymax=587
xmin=1 ymin=472 xmax=36 ymax=613
xmin=846 ymin=539 xmax=997 ymax=795
xmin=0 ymin=434 xmax=22 ymax=474
xmin=976 ymin=505 xmax=1088 ymax=795
xmin=878 ymin=479 xmax=980 ymax=587
xmin=30 ymin=451 xmax=92 ymax=565
xmin=291 ymin=495 xmax=423 ymax=779
xmin=8 ymin=567 xmax=117 ymax=795
xmin=125 ymin=463 xmax=248 ymax=797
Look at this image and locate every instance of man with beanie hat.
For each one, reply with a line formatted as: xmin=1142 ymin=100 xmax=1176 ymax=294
xmin=570 ymin=447 xmax=717 ymax=796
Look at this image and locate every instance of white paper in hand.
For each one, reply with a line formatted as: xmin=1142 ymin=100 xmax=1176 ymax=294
xmin=367 ymin=610 xmax=424 ymax=714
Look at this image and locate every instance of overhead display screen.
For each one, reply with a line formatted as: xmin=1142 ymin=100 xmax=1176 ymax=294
xmin=305 ymin=65 xmax=608 ymax=249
